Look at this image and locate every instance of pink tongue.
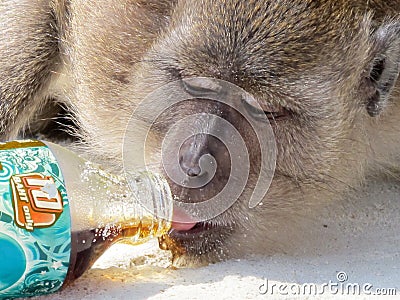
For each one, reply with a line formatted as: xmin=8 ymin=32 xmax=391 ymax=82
xmin=171 ymin=207 xmax=198 ymax=231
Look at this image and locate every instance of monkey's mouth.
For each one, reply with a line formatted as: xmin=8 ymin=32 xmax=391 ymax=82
xmin=159 ymin=204 xmax=237 ymax=261
xmin=171 ymin=221 xmax=217 ymax=236
xmin=168 ymin=204 xmax=226 ymax=236
xmin=169 ymin=209 xmax=218 ymax=237
xmin=159 ymin=181 xmax=235 ymax=255
xmin=159 ymin=218 xmax=236 ymax=266
xmin=159 ymin=220 xmax=227 ymax=254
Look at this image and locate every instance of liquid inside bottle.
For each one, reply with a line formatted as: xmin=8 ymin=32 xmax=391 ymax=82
xmin=45 ymin=142 xmax=173 ymax=287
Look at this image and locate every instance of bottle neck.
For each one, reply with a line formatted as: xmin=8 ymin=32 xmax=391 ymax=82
xmin=45 ymin=142 xmax=172 ymax=243
xmin=81 ymin=162 xmax=172 ymax=243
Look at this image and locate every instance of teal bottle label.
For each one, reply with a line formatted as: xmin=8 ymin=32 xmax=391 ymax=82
xmin=0 ymin=141 xmax=71 ymax=298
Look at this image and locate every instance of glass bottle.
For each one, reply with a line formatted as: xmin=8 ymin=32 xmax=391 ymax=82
xmin=0 ymin=140 xmax=172 ymax=298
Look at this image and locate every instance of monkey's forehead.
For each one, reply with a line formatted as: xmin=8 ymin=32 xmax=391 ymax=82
xmin=156 ymin=1 xmax=384 ymax=82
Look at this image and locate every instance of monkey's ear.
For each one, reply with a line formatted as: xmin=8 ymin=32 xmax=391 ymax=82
xmin=366 ymin=23 xmax=400 ymax=117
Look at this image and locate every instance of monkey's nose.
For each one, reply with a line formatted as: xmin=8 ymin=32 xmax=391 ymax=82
xmin=179 ymin=134 xmax=209 ymax=177
xmin=179 ymin=153 xmax=202 ymax=177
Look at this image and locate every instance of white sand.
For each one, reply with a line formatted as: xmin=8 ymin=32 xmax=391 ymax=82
xmin=38 ymin=176 xmax=400 ymax=299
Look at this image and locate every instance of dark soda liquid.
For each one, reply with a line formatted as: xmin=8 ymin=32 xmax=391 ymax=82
xmin=62 ymin=219 xmax=160 ymax=286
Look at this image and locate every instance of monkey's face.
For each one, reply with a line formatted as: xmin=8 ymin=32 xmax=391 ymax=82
xmin=78 ymin=0 xmax=399 ymax=266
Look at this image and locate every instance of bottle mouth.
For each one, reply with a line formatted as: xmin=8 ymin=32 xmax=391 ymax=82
xmin=126 ymin=171 xmax=174 ymax=236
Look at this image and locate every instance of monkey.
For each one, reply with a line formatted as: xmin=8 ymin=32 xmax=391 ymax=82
xmin=0 ymin=0 xmax=399 ymax=267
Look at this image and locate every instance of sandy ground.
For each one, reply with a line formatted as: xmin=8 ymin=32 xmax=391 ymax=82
xmin=35 ymin=176 xmax=400 ymax=300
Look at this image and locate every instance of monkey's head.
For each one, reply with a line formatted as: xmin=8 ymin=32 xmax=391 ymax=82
xmin=72 ymin=0 xmax=400 ymax=266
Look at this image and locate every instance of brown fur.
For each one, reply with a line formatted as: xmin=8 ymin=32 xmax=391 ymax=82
xmin=0 ymin=0 xmax=399 ymax=266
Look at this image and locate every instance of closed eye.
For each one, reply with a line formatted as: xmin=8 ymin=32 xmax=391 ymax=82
xmin=241 ymin=95 xmax=289 ymax=122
